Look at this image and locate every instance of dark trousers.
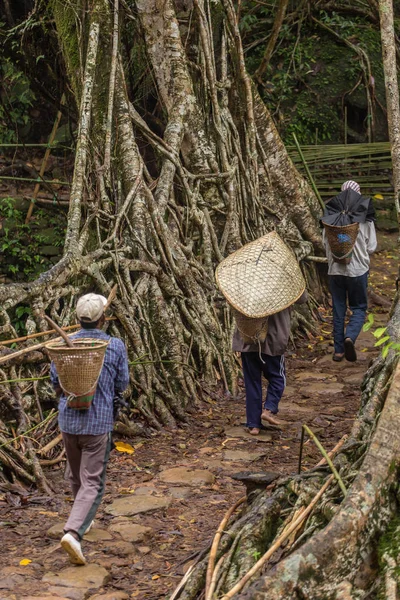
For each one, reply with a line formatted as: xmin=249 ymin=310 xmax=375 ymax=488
xmin=241 ymin=353 xmax=286 ymax=428
xmin=62 ymin=432 xmax=112 ymax=540
xmin=329 ymin=273 xmax=368 ymax=354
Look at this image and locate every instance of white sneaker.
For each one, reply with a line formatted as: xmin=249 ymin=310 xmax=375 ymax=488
xmin=84 ymin=520 xmax=94 ymax=534
xmin=61 ymin=533 xmax=86 ymax=565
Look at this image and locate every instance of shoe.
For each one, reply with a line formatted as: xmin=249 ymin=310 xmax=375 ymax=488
xmin=61 ymin=533 xmax=86 ymax=565
xmin=248 ymin=427 xmax=260 ymax=435
xmin=332 ymin=353 xmax=344 ymax=362
xmin=344 ymin=338 xmax=357 ymax=362
xmin=84 ymin=520 xmax=94 ymax=534
xmin=261 ymin=410 xmax=283 ymax=426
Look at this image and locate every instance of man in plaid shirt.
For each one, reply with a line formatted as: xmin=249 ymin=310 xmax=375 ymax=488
xmin=50 ymin=293 xmax=129 ymax=565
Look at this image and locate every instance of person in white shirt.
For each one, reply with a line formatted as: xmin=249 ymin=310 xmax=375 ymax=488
xmin=322 ymin=180 xmax=377 ymax=362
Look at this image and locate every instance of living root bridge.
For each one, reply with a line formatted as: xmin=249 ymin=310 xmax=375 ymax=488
xmin=177 ymin=296 xmax=400 ymax=599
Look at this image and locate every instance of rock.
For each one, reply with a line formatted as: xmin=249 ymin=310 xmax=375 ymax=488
xmin=42 ymin=564 xmax=110 ymax=589
xmin=223 ymin=449 xmax=267 ymax=461
xmin=47 ymin=522 xmax=65 ymax=539
xmin=84 ymin=529 xmax=113 ymax=542
xmin=223 ymin=427 xmax=272 ymax=443
xmin=343 ymin=373 xmax=364 ymax=386
xmin=299 ymin=382 xmax=344 ymax=395
xmin=105 ymin=494 xmax=171 ymax=517
xmin=230 ymin=471 xmax=280 ymax=494
xmin=159 ymin=467 xmax=215 ymax=486
xmin=48 ymin=587 xmax=87 ymax=600
xmin=376 ymin=218 xmax=398 ymax=232
xmin=282 ymin=385 xmax=297 ymax=397
xmin=108 ymin=522 xmax=153 ymax=543
xmin=295 ymin=371 xmax=336 ymax=382
xmin=137 ymin=546 xmax=151 ymax=554
xmin=103 ymin=541 xmax=135 ymax=556
xmin=134 ymin=486 xmax=157 ymax=496
xmin=0 ymin=574 xmax=24 ymax=590
xmin=169 ymin=487 xmax=193 ymax=499
xmin=88 ymin=593 xmax=129 ymax=600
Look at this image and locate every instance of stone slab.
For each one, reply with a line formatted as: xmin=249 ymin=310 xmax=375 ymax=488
xmin=105 ymin=494 xmax=171 ymax=517
xmin=159 ymin=467 xmax=215 ymax=486
xmin=108 ymin=522 xmax=153 ymax=543
xmin=224 ymin=427 xmax=272 ymax=443
xmin=84 ymin=529 xmax=113 ymax=542
xmin=42 ymin=564 xmax=110 ymax=589
xmin=295 ymin=371 xmax=336 ymax=382
xmin=223 ymin=449 xmax=267 ymax=462
xmin=88 ymin=593 xmax=128 ymax=600
xmin=48 ymin=587 xmax=87 ymax=600
xmin=299 ymin=382 xmax=344 ymax=395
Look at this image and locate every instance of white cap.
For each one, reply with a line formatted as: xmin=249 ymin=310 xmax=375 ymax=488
xmin=76 ymin=293 xmax=107 ymax=323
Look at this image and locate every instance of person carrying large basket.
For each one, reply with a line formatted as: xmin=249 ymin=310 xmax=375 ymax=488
xmin=322 ymin=180 xmax=377 ymax=363
xmin=216 ymin=233 xmax=308 ymax=436
xmin=49 ymin=293 xmax=129 ymax=565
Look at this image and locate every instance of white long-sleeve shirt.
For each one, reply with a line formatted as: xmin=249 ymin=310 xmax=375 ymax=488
xmin=322 ymin=221 xmax=377 ymax=277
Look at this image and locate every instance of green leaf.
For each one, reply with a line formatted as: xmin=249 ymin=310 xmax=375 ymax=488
xmin=382 ymin=344 xmax=391 ymax=359
xmin=374 ymin=336 xmax=391 ymax=347
xmin=363 ymin=322 xmax=373 ymax=332
xmin=373 ymin=327 xmax=387 ymax=339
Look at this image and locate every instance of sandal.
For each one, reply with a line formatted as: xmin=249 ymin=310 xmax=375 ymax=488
xmin=332 ymin=353 xmax=344 ymax=362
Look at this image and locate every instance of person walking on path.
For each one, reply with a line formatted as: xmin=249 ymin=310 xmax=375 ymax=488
xmin=50 ymin=293 xmax=129 ymax=565
xmin=233 ymin=291 xmax=308 ymax=435
xmin=322 ymin=180 xmax=377 ymax=363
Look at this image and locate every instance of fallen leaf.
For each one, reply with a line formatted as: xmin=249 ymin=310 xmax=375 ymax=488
xmin=114 ymin=441 xmax=135 ymax=455
xmin=152 ymin=574 xmax=160 ymax=580
xmin=19 ymin=559 xmax=32 ymax=566
xmin=361 ymin=348 xmax=369 ymax=352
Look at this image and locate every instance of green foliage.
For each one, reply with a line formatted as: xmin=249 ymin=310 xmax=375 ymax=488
xmin=240 ymin=3 xmax=386 ymax=144
xmin=0 ymin=197 xmax=66 ymax=281
xmin=0 ymin=57 xmax=36 ymax=142
xmin=363 ymin=317 xmax=400 ymax=359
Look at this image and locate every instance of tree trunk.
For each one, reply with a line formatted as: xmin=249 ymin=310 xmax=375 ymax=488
xmin=379 ymin=0 xmax=400 ymax=231
xmin=0 ymin=0 xmax=321 ymax=488
xmin=177 ymin=295 xmax=400 ymax=599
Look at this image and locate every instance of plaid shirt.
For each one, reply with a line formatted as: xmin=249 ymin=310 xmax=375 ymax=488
xmin=50 ymin=329 xmax=130 ymax=435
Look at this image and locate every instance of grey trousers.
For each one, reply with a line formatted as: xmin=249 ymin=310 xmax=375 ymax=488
xmin=62 ymin=431 xmax=112 ymax=539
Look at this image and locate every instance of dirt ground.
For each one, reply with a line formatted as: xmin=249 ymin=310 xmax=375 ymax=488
xmin=0 ymin=233 xmax=398 ymax=600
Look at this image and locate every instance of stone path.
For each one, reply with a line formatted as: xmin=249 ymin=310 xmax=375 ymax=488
xmin=0 ymin=239 xmax=396 ymax=599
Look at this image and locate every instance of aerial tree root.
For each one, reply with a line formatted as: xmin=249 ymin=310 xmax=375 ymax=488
xmin=0 ymin=0 xmax=325 ymax=488
xmin=177 ymin=296 xmax=400 ymax=599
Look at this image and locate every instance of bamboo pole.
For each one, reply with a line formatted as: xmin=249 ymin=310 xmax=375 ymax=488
xmin=0 ymin=317 xmax=116 ymax=346
xmin=292 ymin=133 xmax=324 ymax=210
xmin=25 ymin=94 xmax=66 ymax=223
xmin=205 ymin=496 xmax=246 ymax=597
xmin=303 ymin=425 xmax=347 ymax=496
xmin=221 ymin=476 xmax=334 ymax=600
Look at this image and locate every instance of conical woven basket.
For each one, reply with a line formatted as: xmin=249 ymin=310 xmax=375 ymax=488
xmin=215 ymin=232 xmax=306 ymax=319
xmin=232 ymin=308 xmax=269 ymax=344
xmin=46 ymin=338 xmax=109 ymax=398
xmin=323 ymin=222 xmax=359 ymax=264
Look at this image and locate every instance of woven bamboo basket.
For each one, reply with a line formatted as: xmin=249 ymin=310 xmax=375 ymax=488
xmin=216 ymin=232 xmax=305 ymax=342
xmin=232 ymin=308 xmax=269 ymax=344
xmin=323 ymin=222 xmax=359 ymax=264
xmin=46 ymin=339 xmax=109 ymax=403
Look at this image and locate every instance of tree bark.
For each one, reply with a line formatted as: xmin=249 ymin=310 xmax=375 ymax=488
xmin=177 ymin=294 xmax=400 ymax=599
xmin=378 ymin=0 xmax=400 ymax=231
xmin=0 ymin=0 xmax=322 ymax=487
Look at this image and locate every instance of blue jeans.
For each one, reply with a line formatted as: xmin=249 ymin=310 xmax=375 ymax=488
xmin=329 ymin=273 xmax=368 ymax=354
xmin=241 ymin=353 xmax=286 ymax=428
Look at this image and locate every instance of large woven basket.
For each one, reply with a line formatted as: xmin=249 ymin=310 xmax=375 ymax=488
xmin=323 ymin=222 xmax=359 ymax=264
xmin=46 ymin=338 xmax=109 ymax=398
xmin=232 ymin=308 xmax=269 ymax=344
xmin=216 ymin=232 xmax=306 ymax=319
